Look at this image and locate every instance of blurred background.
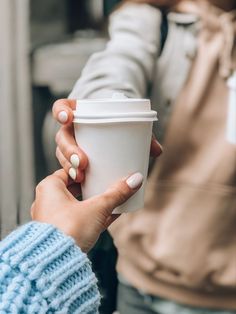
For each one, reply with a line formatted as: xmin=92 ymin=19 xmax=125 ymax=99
xmin=0 ymin=1 xmax=120 ymax=312
xmin=0 ymin=1 xmax=235 ymax=313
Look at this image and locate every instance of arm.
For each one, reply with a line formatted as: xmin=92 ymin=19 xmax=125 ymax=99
xmin=0 ymin=222 xmax=99 ymax=313
xmin=0 ymin=169 xmax=143 ymax=313
xmin=52 ymin=4 xmax=163 ymax=181
xmin=69 ymin=3 xmax=162 ymax=99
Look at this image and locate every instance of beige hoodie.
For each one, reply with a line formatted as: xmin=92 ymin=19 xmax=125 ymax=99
xmin=69 ymin=1 xmax=236 ymax=309
xmin=110 ymin=1 xmax=236 ymax=310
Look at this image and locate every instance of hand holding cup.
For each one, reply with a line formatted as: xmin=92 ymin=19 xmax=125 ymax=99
xmin=53 ymin=99 xmax=162 ymax=183
xmin=31 ymin=169 xmax=143 ymax=252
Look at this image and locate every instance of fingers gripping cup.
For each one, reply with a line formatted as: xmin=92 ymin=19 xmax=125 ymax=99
xmin=73 ymin=96 xmax=157 ymax=214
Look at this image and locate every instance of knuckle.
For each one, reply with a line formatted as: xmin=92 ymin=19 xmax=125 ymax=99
xmin=55 ymin=148 xmax=64 ymax=165
xmin=110 ymin=183 xmax=129 ymax=205
xmin=35 ymin=181 xmax=44 ymax=194
xmin=64 ymin=162 xmax=71 ymax=172
xmin=57 ymin=155 xmax=68 ymax=170
xmin=55 ymin=147 xmax=60 ymax=158
xmin=55 ymin=130 xmax=61 ymax=144
xmin=53 ymin=99 xmax=60 ymax=107
xmin=62 ymin=157 xmax=71 ymax=171
xmin=30 ymin=203 xmax=35 ymax=219
xmin=53 ymin=98 xmax=64 ymax=108
xmin=103 ymin=183 xmax=130 ymax=208
xmin=116 ymin=188 xmax=128 ymax=204
xmin=36 ymin=176 xmax=54 ymax=194
xmin=101 ymin=193 xmax=111 ymax=205
xmin=55 ymin=132 xmax=74 ymax=159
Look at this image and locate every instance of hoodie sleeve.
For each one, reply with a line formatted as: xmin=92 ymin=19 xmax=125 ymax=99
xmin=69 ymin=3 xmax=162 ymax=99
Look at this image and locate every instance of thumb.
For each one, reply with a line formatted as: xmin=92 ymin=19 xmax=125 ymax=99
xmin=90 ymin=172 xmax=144 ymax=216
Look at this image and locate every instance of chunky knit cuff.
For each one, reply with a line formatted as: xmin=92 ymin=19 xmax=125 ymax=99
xmin=0 ymin=222 xmax=100 ymax=313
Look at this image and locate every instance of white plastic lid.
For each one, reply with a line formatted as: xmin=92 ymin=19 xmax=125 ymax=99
xmin=73 ymin=98 xmax=157 ymax=124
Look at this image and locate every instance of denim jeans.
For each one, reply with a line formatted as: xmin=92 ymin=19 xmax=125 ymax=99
xmin=117 ymin=280 xmax=236 ymax=314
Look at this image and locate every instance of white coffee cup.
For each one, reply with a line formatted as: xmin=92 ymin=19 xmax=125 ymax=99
xmin=73 ymin=97 xmax=157 ymax=213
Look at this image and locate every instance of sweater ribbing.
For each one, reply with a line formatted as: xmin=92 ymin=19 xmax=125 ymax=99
xmin=0 ymin=222 xmax=100 ymax=313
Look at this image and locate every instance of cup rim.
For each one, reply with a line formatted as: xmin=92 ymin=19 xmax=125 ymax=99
xmin=73 ymin=110 xmax=157 ymax=124
xmin=76 ymin=98 xmax=150 ymax=103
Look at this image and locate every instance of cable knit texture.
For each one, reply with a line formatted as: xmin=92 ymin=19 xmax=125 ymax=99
xmin=0 ymin=222 xmax=100 ymax=313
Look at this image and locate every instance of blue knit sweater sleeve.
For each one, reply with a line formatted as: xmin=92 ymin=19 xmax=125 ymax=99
xmin=0 ymin=222 xmax=100 ymax=313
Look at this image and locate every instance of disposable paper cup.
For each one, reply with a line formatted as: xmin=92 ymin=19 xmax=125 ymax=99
xmin=73 ymin=98 xmax=157 ymax=213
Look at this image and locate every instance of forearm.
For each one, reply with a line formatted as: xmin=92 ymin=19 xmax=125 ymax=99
xmin=0 ymin=222 xmax=100 ymax=313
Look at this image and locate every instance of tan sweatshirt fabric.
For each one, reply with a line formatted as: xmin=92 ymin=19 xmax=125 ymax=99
xmin=110 ymin=2 xmax=236 ymax=310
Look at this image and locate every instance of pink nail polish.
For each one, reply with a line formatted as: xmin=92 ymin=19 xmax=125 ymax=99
xmin=126 ymin=173 xmax=143 ymax=189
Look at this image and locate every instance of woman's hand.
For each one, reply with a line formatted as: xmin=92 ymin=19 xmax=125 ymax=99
xmin=53 ymin=99 xmax=162 ymax=182
xmin=31 ymin=169 xmax=143 ymax=252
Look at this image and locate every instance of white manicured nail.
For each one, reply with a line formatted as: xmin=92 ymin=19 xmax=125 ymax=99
xmin=69 ymin=168 xmax=77 ymax=180
xmin=126 ymin=172 xmax=143 ymax=189
xmin=58 ymin=111 xmax=68 ymax=123
xmin=70 ymin=154 xmax=80 ymax=168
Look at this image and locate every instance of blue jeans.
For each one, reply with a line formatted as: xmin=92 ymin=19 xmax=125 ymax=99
xmin=117 ymin=280 xmax=236 ymax=314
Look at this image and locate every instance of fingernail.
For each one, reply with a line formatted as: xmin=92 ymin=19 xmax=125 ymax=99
xmin=156 ymin=141 xmax=163 ymax=151
xmin=58 ymin=111 xmax=68 ymax=123
xmin=70 ymin=154 xmax=80 ymax=168
xmin=157 ymin=140 xmax=162 ymax=147
xmin=69 ymin=167 xmax=77 ymax=180
xmin=126 ymin=172 xmax=143 ymax=189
